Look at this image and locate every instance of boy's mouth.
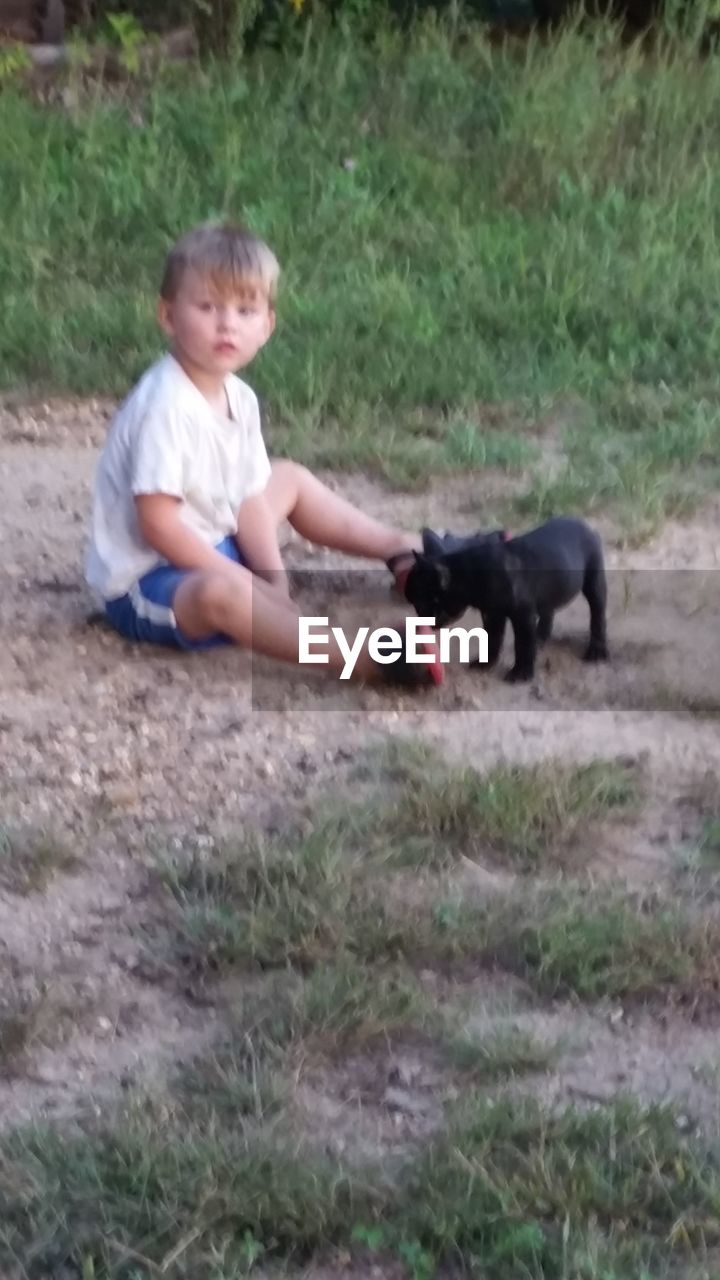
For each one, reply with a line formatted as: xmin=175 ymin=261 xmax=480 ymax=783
xmin=214 ymin=341 xmax=239 ymax=354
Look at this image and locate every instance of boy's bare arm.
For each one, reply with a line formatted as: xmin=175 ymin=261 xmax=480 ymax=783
xmin=234 ymin=492 xmax=290 ymax=595
xmin=135 ymin=493 xmax=244 ymax=578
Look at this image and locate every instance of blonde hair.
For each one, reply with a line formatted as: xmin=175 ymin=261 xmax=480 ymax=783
xmin=160 ymin=222 xmax=280 ymax=304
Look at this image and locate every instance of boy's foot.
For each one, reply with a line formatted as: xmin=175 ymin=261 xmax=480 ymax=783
xmin=375 ymin=620 xmax=444 ymax=687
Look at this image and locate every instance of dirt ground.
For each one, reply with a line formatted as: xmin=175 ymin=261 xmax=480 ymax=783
xmin=2 ymin=393 xmax=720 ymax=1151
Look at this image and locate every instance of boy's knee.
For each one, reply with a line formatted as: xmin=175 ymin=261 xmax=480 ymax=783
xmin=191 ymin=572 xmax=246 ymax=626
xmin=270 ymin=458 xmax=307 ymax=487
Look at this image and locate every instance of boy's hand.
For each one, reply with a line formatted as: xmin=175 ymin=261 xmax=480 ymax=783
xmin=235 ymin=492 xmax=289 ymax=593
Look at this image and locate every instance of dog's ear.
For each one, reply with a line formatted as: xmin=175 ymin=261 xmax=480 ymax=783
xmin=421 ymin=527 xmax=447 ymax=557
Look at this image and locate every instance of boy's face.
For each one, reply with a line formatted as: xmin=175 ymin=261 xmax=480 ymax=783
xmin=157 ymin=268 xmax=275 ymax=379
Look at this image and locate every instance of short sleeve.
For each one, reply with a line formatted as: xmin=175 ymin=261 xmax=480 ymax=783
xmin=130 ymin=407 xmax=187 ymax=499
xmin=241 ymin=388 xmax=272 ymax=500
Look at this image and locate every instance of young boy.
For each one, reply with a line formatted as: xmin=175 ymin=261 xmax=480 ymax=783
xmin=85 ymin=221 xmax=442 ymax=687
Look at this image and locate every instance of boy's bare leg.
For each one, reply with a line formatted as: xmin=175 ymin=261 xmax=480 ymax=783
xmin=172 ymin=562 xmax=381 ymax=682
xmin=265 ymin=460 xmax=420 ymax=563
xmin=172 ymin=460 xmax=441 ymax=686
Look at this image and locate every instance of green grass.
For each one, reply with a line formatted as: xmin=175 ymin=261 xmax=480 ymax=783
xmin=157 ymin=744 xmax=640 ymax=976
xmin=367 ymin=738 xmax=639 ymax=871
xmin=159 ymin=805 xmax=719 ymax=1006
xmin=0 ymin=1114 xmax=377 ymax=1276
xmin=444 ymin=1024 xmax=557 ymax=1081
xmin=401 ymin=883 xmax=720 ymax=1004
xmin=174 ymin=961 xmax=556 ymax=1143
xmin=698 ymin=817 xmax=720 ymax=860
xmin=0 ymin=823 xmax=79 ymax=895
xmin=672 ymin=782 xmax=720 ymax=889
xmin=510 ymin=390 xmax=720 ymax=540
xmin=159 ymin=818 xmax=394 ymax=973
xmin=153 ymin=737 xmax=695 ymax=1009
xmin=3 ymin=15 xmax=720 ymax=523
xmin=397 ymin=1094 xmax=720 ymax=1275
xmin=218 ymin=960 xmax=439 ymax=1058
xmin=2 ymin=1093 xmax=720 ymax=1277
xmin=467 ymin=887 xmax=720 ymax=1001
xmin=274 ymin=959 xmax=434 ymax=1051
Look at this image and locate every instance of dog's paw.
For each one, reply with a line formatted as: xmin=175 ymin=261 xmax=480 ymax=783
xmin=583 ymin=641 xmax=609 ymax=663
xmin=471 ymin=656 xmax=496 ymax=670
xmin=503 ymin=666 xmax=533 ymax=684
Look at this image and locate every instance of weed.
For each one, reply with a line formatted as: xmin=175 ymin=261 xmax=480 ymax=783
xmin=104 ymin=12 xmax=147 ymax=75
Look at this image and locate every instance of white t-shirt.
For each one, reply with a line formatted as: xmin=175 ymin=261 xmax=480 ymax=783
xmin=85 ymin=353 xmax=272 ymax=602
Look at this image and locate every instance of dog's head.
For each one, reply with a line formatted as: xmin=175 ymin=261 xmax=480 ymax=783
xmin=403 ymin=552 xmax=470 ymax=628
xmin=405 ymin=527 xmax=512 ymax=626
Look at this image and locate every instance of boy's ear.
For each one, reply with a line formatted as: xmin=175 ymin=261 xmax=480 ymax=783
xmin=156 ymin=296 xmax=174 ymax=338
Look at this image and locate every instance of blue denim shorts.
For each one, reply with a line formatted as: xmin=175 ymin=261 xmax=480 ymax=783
xmin=104 ymin=536 xmax=247 ymax=651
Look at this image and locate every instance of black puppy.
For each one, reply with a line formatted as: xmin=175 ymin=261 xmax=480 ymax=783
xmin=403 ymin=516 xmax=609 ymax=682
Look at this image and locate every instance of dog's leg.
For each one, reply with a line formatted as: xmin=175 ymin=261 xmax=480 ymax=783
xmin=537 ymin=608 xmax=554 ymax=644
xmin=480 ymin=612 xmax=506 ymax=668
xmin=504 ymin=607 xmax=537 ymax=682
xmin=582 ymin=559 xmax=609 ymax=662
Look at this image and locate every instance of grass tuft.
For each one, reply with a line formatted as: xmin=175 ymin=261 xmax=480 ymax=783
xmin=0 ymin=823 xmax=79 ymax=895
xmin=398 ymin=1093 xmax=720 ymax=1273
xmin=0 ymin=1117 xmax=378 ymax=1274
xmin=159 ymin=820 xmax=396 ymax=974
xmin=368 ymin=737 xmax=639 ymax=871
xmin=444 ymin=1025 xmax=558 ymax=1082
xmin=160 ymin=829 xmax=716 ymax=1007
xmin=415 ymin=885 xmax=720 ymax=1004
